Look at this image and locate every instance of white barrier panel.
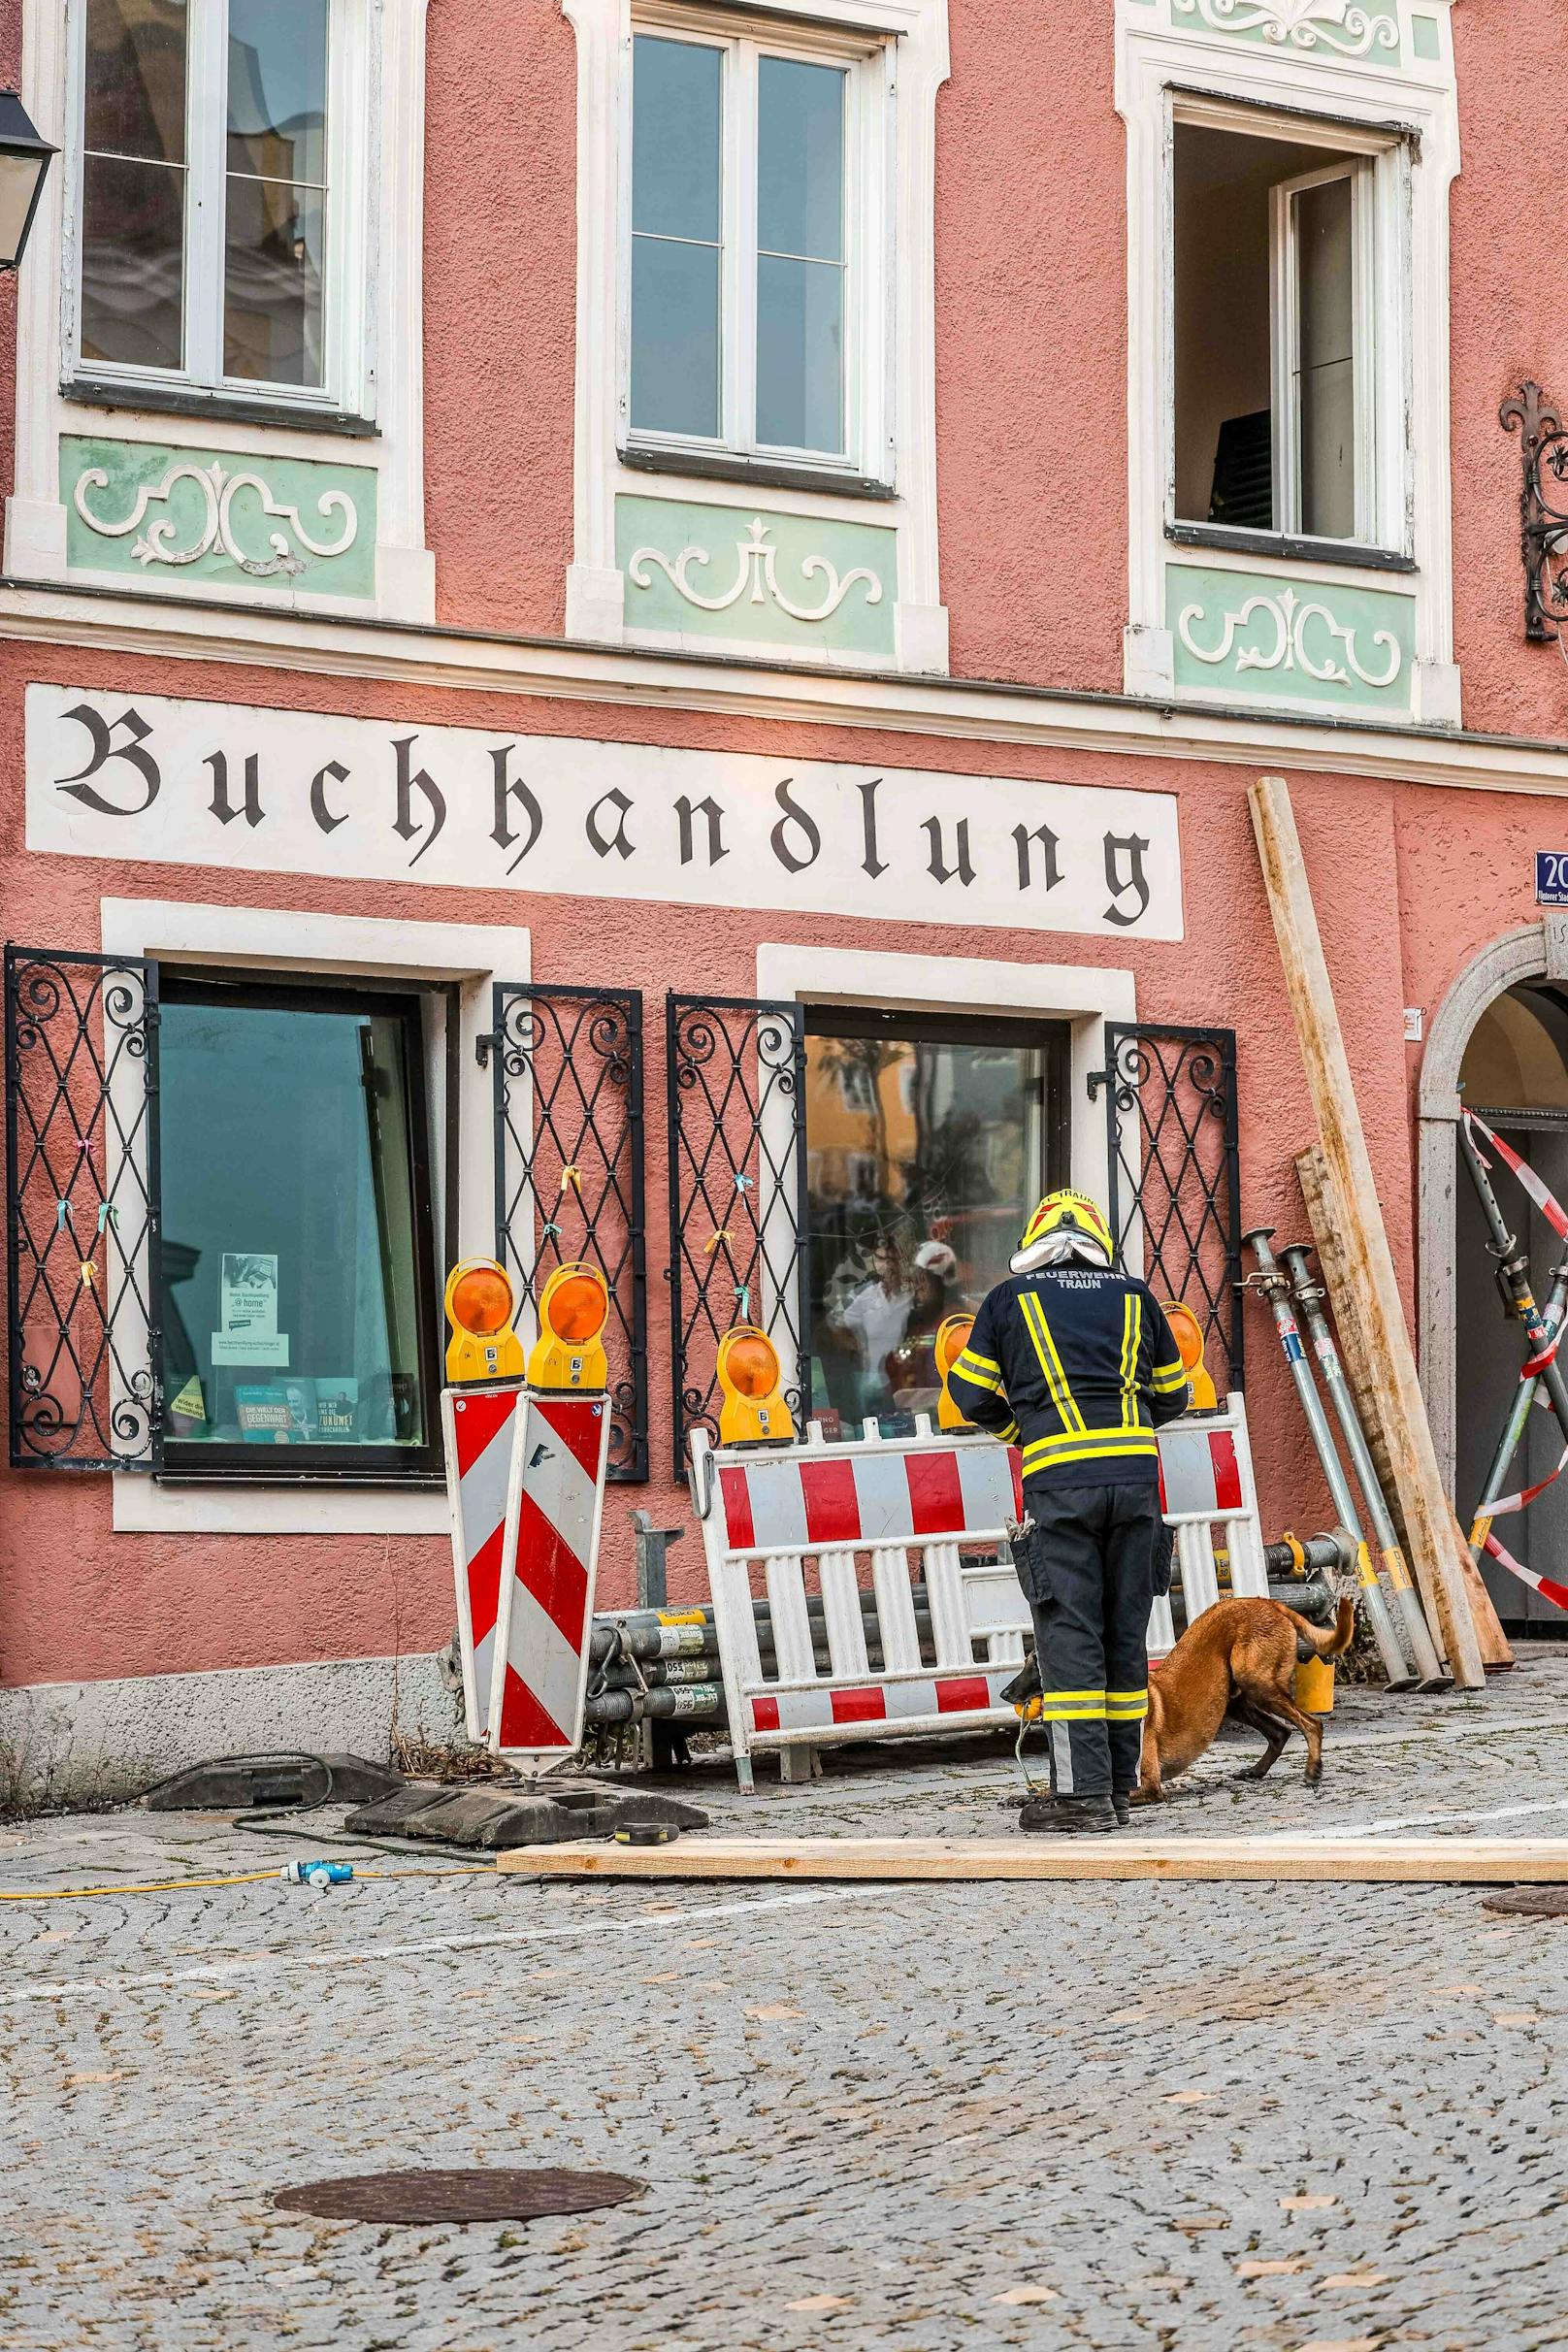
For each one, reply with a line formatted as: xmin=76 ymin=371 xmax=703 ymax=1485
xmin=694 ymin=1396 xmax=1266 ymax=1785
xmin=1148 ymin=1394 xmax=1268 ymax=1657
xmin=442 ymin=1381 xmax=528 ymax=1742
xmin=487 ymin=1389 xmax=612 ymax=1760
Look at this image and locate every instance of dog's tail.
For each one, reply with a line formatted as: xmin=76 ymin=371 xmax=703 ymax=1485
xmin=1288 ymin=1596 xmax=1356 ymax=1662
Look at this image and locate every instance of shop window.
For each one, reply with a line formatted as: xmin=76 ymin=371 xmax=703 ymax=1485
xmin=627 ymin=15 xmax=887 ymax=473
xmin=72 ymin=0 xmax=368 ymax=406
xmin=802 ymin=1008 xmax=1069 ymax=1424
xmin=1172 ymin=114 xmax=1396 ymax=553
xmin=155 ymin=973 xmax=441 ymax=1475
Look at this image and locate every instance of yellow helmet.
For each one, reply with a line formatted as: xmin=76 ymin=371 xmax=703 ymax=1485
xmin=1011 ymin=1190 xmax=1115 ymax=1275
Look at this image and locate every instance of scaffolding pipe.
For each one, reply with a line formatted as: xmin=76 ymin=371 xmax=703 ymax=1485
xmin=1244 ymin=1227 xmax=1417 ymax=1688
xmin=1279 ymin=1242 xmax=1449 ymax=1688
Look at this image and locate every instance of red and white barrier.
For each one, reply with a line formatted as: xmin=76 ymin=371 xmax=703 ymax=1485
xmin=1149 ymin=1394 xmax=1269 ymax=1656
xmin=693 ymin=1395 xmax=1266 ymax=1787
xmin=443 ymin=1383 xmax=611 ymax=1759
xmin=443 ymin=1381 xmax=528 ymax=1742
xmin=487 ymin=1390 xmax=611 ymax=1758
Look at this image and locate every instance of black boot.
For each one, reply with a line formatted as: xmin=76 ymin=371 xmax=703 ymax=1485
xmin=1019 ymin=1792 xmax=1119 ymax=1836
xmin=1112 ymin=1793 xmax=1131 ymax=1828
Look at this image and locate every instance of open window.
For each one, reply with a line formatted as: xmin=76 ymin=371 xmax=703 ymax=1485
xmin=1172 ymin=110 xmax=1401 ymax=560
xmin=625 ymin=12 xmax=887 ymax=477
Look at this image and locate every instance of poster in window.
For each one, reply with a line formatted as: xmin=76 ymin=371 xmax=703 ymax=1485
xmin=211 ymin=1250 xmax=290 ymax=1366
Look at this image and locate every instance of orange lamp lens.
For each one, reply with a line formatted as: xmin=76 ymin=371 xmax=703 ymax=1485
xmin=548 ymin=1271 xmax=608 ymax=1345
xmin=450 ymin=1265 xmax=514 ymax=1337
xmin=935 ymin=1314 xmax=973 ymax=1378
xmin=1163 ymin=1302 xmax=1204 ymax=1369
xmin=723 ymin=1332 xmax=780 ymax=1398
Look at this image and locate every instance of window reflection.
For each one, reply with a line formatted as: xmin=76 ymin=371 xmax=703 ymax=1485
xmin=804 ymin=1015 xmax=1068 ymax=1423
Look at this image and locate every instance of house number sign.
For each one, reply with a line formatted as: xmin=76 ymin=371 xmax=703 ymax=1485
xmin=26 ymin=685 xmax=1183 ymax=941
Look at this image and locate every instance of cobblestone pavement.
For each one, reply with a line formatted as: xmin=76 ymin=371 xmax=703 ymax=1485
xmin=6 ymin=1650 xmax=1568 ymax=2352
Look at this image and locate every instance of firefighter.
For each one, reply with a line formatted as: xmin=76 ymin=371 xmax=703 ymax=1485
xmin=948 ymin=1191 xmax=1190 ymax=1834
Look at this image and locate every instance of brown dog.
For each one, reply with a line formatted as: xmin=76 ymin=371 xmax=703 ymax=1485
xmin=1134 ymin=1594 xmax=1356 ymax=1804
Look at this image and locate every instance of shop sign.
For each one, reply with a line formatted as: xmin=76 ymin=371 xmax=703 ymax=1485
xmin=25 ymin=686 xmax=1183 ymax=941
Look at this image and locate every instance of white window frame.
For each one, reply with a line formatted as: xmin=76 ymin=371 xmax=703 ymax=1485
xmin=64 ymin=0 xmax=376 ymax=420
xmin=101 ymin=899 xmax=520 ymax=1538
xmin=621 ymin=7 xmax=890 ymax=478
xmin=1268 ymin=154 xmax=1379 ymax=547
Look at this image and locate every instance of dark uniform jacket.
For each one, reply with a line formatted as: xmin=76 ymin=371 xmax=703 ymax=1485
xmin=949 ymin=1263 xmax=1190 ymax=1488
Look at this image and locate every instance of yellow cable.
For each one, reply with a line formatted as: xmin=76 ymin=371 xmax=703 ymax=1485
xmin=0 ymin=1865 xmax=495 ymax=1901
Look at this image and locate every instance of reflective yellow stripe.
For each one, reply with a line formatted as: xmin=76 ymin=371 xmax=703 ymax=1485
xmin=1037 ymin=1706 xmax=1111 ymax=1721
xmin=958 ymin=1347 xmax=1000 ymax=1377
xmin=1152 ymin=1359 xmax=1187 ymax=1392
xmin=952 ymin=1352 xmax=1003 ymax=1395
xmin=1120 ymin=1294 xmax=1140 ymax=1421
xmin=1040 ymin=1689 xmax=1106 ymax=1703
xmin=1022 ymin=1433 xmax=1159 ymax=1468
xmin=996 ymin=1419 xmax=1020 ymax=1442
xmin=1106 ymin=1689 xmax=1149 ymax=1703
xmin=1019 ymin=1291 xmax=1086 ymax=1433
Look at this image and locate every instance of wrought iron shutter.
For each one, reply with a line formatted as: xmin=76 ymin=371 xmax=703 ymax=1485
xmin=6 ymin=947 xmax=162 ymax=1470
xmin=487 ymin=983 xmax=648 ymax=1481
xmin=666 ymin=994 xmax=810 ymax=1473
xmin=1090 ymin=1022 xmax=1244 ymax=1393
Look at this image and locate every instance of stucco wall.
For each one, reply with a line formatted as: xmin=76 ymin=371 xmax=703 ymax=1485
xmin=4 ymin=629 xmax=1547 ymax=1689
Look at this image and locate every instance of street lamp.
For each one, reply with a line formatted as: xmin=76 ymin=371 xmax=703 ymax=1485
xmin=0 ymin=91 xmax=56 ymax=274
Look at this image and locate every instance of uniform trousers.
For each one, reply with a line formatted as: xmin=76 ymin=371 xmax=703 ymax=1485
xmin=1014 ymin=1477 xmax=1160 ymax=1798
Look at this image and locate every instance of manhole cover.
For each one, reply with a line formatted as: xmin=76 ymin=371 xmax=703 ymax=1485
xmin=1481 ymin=1887 xmax=1568 ymax=1919
xmin=273 ymin=2167 xmax=644 ymax=2224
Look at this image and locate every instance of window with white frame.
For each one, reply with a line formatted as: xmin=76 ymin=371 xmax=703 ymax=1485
xmin=73 ymin=0 xmax=367 ymax=408
xmin=1171 ymin=111 xmax=1399 ymax=553
xmin=625 ymin=14 xmax=887 ymax=474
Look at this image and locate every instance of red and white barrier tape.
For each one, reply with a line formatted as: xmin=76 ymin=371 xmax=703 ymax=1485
xmin=1483 ymin=1530 xmax=1568 ymax=1615
xmin=1481 ymin=1445 xmax=1568 ymax=1519
xmin=1464 ymin=1109 xmax=1568 ymax=1243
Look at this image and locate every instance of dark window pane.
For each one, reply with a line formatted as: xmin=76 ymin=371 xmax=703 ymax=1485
xmin=757 ymin=253 xmax=842 ymax=453
xmin=228 ymin=0 xmax=328 ymax=186
xmin=224 ymin=176 xmax=324 ymax=385
xmin=632 ymin=233 xmax=721 ymax=437
xmin=633 ymin=36 xmax=721 ymax=241
xmin=157 ymin=992 xmax=430 ymax=1455
xmin=80 ymin=150 xmax=184 ymax=369
xmin=758 ymin=57 xmax=843 ymax=262
xmin=84 ymin=0 xmax=187 ymax=164
xmin=1294 ymin=175 xmax=1356 ymax=539
xmin=803 ymin=1022 xmax=1065 ymax=1423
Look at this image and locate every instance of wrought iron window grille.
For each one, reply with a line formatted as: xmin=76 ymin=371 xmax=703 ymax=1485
xmin=482 ymin=984 xmax=648 ymax=1482
xmin=1088 ymin=1022 xmax=1243 ymax=1396
xmin=666 ymin=994 xmax=810 ymax=1475
xmin=5 ymin=946 xmax=163 ymax=1470
xmin=1502 ymin=382 xmax=1568 ymax=646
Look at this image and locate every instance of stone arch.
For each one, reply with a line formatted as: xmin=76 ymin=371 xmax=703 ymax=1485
xmin=1419 ymin=916 xmax=1568 ymax=1489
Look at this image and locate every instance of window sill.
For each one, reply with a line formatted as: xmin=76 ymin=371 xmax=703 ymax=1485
xmin=62 ymin=377 xmax=379 ymax=441
xmin=1166 ymin=521 xmax=1417 ymax=575
xmin=154 ymin=1472 xmax=445 ymax=1488
xmin=621 ymin=441 xmax=897 ymax=502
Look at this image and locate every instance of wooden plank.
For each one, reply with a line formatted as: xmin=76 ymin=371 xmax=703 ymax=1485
xmin=499 ymin=1835 xmax=1568 ymax=1884
xmin=1297 ymin=1143 xmax=1514 ymax=1671
xmin=1249 ymin=778 xmax=1485 ymax=1688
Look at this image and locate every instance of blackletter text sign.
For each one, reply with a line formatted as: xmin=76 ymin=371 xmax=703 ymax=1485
xmin=26 ymin=687 xmax=1184 ymax=941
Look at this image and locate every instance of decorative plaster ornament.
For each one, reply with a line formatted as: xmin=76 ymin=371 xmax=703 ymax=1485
xmin=1176 ymin=584 xmax=1403 ymax=688
xmin=73 ymin=458 xmax=358 ymax=578
xmin=627 ymin=516 xmax=882 ymax=625
xmin=1171 ymin=0 xmax=1398 ymax=57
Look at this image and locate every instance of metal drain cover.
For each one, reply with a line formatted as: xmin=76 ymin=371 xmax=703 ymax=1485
xmin=274 ymin=2167 xmax=644 ymax=2224
xmin=1481 ymin=1886 xmax=1568 ymax=1919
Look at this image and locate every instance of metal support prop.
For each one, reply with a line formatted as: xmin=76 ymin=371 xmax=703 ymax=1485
xmin=1457 ymin=1119 xmax=1568 ymax=1560
xmin=1243 ymin=1227 xmax=1418 ymax=1688
xmin=1279 ymin=1243 xmax=1449 ymax=1689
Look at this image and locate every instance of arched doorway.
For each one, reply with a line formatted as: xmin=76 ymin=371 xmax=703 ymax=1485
xmin=1454 ymin=981 xmax=1568 ymax=1629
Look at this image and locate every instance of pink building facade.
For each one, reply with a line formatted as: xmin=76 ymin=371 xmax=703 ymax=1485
xmin=4 ymin=0 xmax=1568 ymax=1787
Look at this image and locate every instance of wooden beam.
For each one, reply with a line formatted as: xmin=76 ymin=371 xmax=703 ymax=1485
xmin=1296 ymin=1143 xmax=1514 ymax=1671
xmin=1249 ymin=777 xmax=1485 ymax=1688
xmin=499 ymin=1835 xmax=1568 ymax=1883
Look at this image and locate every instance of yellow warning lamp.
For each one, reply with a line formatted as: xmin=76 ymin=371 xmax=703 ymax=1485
xmin=716 ymin=1323 xmax=796 ymax=1446
xmin=935 ymin=1313 xmax=975 ymax=1431
xmin=444 ymin=1258 xmax=525 ymax=1385
xmin=527 ymin=1261 xmax=609 ymax=1391
xmin=1161 ymin=1300 xmax=1216 ymax=1411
